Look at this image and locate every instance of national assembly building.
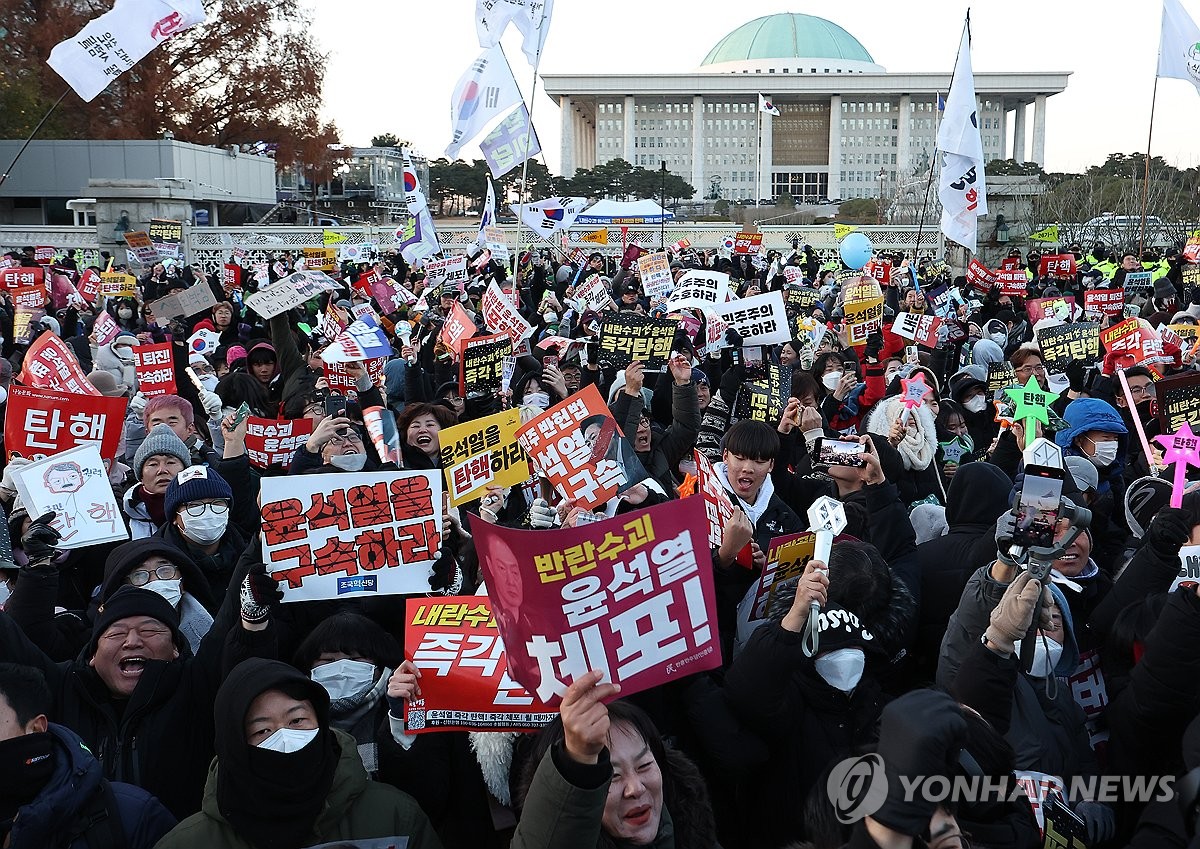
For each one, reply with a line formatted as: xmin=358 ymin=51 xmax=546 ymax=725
xmin=541 ymin=13 xmax=1069 ymax=205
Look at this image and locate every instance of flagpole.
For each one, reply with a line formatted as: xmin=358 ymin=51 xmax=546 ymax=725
xmin=514 ymin=35 xmax=546 ymax=283
xmin=0 ymin=88 xmax=69 ymax=190
xmin=755 ymin=110 xmax=763 ymax=216
xmin=1139 ymin=75 xmax=1160 ymax=256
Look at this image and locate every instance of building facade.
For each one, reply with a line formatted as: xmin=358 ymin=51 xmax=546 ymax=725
xmin=542 ymin=13 xmax=1069 ymax=204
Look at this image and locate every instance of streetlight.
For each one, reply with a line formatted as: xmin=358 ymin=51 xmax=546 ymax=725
xmin=877 ymin=168 xmax=887 ymax=225
xmin=660 ymin=161 xmax=668 ymax=251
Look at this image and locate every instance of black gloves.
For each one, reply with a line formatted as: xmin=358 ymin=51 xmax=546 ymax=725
xmin=725 ymin=327 xmax=743 ymax=348
xmin=239 ymin=563 xmax=283 ymax=624
xmin=20 ymin=512 xmax=61 ymax=567
xmin=1064 ymin=358 xmax=1087 ymax=393
xmin=1147 ymin=507 xmax=1192 ymax=559
xmin=872 ymin=690 xmax=968 ymax=836
xmin=863 ymin=332 xmax=884 ymax=363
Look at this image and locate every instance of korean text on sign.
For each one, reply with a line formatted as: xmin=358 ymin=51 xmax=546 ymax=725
xmin=261 ymin=471 xmax=442 ymax=602
xmin=459 ymin=333 xmax=512 ymax=395
xmin=597 ymin=313 xmax=677 ymax=369
xmin=403 ymin=597 xmax=556 ymax=733
xmin=474 ymin=497 xmax=722 ymax=705
xmin=713 ymin=290 xmax=791 ymax=346
xmin=4 ymin=387 xmax=125 ymax=469
xmin=133 ymin=343 xmax=176 ymax=397
xmin=245 ymin=417 xmax=314 ymax=469
xmin=439 ymin=408 xmax=531 ymax=507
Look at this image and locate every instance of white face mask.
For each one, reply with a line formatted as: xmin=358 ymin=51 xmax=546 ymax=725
xmin=118 ymin=308 xmax=134 ymax=320
xmin=328 ymin=452 xmax=368 ymax=471
xmin=814 ymin=648 xmax=865 ymax=692
xmin=257 ymin=726 xmax=319 ymax=753
xmin=990 ymin=332 xmax=1007 ymax=347
xmin=822 ymin=371 xmax=844 ymax=391
xmin=113 ymin=345 xmax=134 ymax=362
xmin=964 ymin=395 xmax=988 ymax=414
xmin=198 ymin=374 xmax=219 ymax=392
xmin=1013 ymin=636 xmax=1064 ymax=678
xmin=885 ymin=369 xmax=900 ymax=384
xmin=179 ymin=506 xmax=229 ymax=544
xmin=524 ymin=391 xmax=550 ymax=410
xmin=142 ymin=578 xmax=182 ymax=608
xmin=311 ymin=659 xmax=377 ymax=701
xmin=1088 ymin=440 xmax=1119 ymax=468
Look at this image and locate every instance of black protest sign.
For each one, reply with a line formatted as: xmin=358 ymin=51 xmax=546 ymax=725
xmin=987 ymin=361 xmax=1017 ymax=393
xmin=1183 ymin=265 xmax=1200 ymax=289
xmin=1157 ymin=371 xmax=1200 ymax=435
xmin=1041 ymin=791 xmax=1087 ymax=849
xmin=597 ymin=313 xmax=677 ymax=369
xmin=733 ymin=363 xmax=792 ymax=424
xmin=459 ymin=333 xmax=512 ymax=394
xmin=784 ymin=287 xmax=820 ymax=315
xmin=1034 ymin=323 xmax=1100 ymax=372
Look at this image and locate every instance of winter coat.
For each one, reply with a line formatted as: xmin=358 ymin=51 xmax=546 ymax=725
xmin=0 ymin=723 xmax=176 ymax=849
xmin=121 ymin=484 xmax=160 ymax=540
xmin=609 ymin=379 xmax=701 ymax=495
xmin=863 ymin=395 xmax=945 ymax=506
xmin=155 ymin=729 xmax=443 ymax=849
xmin=153 ymin=520 xmax=248 ymax=610
xmin=93 ymin=339 xmax=137 ymax=391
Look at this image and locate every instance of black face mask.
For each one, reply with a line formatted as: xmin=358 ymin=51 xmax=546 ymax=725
xmin=0 ymin=732 xmax=54 ymax=814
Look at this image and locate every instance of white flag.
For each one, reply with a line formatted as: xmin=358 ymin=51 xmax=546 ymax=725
xmin=508 ymin=197 xmax=587 ymax=237
xmin=48 ymin=0 xmax=206 ymax=102
xmin=476 ymin=0 xmax=555 ymax=67
xmin=477 ymin=178 xmax=497 ymax=247
xmin=401 ymin=148 xmax=427 ymax=215
xmin=446 ymin=45 xmax=524 ymax=160
xmin=936 ymin=24 xmax=988 ymax=253
xmin=396 ymin=207 xmax=441 ymax=268
xmin=1159 ymin=0 xmax=1200 ymax=95
xmin=758 ymin=94 xmax=780 ymax=117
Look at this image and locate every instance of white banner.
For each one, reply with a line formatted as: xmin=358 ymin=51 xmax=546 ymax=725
xmin=713 ymin=290 xmax=791 ymax=347
xmin=665 ymin=270 xmax=731 ymax=312
xmin=936 ymin=25 xmax=987 ymax=253
xmin=482 ymin=281 xmax=534 ymax=345
xmin=244 ymin=270 xmax=339 ymax=319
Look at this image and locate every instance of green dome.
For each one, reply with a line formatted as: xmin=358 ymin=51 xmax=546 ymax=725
xmin=701 ymin=13 xmax=875 ymax=66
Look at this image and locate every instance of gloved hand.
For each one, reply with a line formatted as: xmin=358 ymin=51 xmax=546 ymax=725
xmin=1064 ymin=358 xmax=1087 ymax=393
xmin=1076 ymin=800 xmax=1116 ymax=845
xmin=199 ymin=389 xmax=222 ymax=420
xmin=725 ymin=327 xmax=743 ymax=348
xmin=995 ymin=509 xmax=1019 ymax=567
xmin=20 ymin=512 xmax=61 ymax=567
xmin=128 ymin=392 xmax=148 ymax=416
xmin=239 ymin=563 xmax=282 ymax=624
xmin=0 ymin=457 xmax=31 ymax=498
xmin=529 ymin=498 xmax=557 ymax=530
xmin=863 ymin=332 xmax=884 ymax=363
xmin=872 ymin=690 xmax=968 ymax=836
xmin=984 ymin=571 xmax=1046 ymax=655
xmin=428 ymin=551 xmax=462 ymax=595
xmin=1146 ymin=507 xmax=1192 ymax=559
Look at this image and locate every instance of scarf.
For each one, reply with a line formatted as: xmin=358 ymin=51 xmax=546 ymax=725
xmin=896 ymin=419 xmax=935 ymax=471
xmin=177 ymin=593 xmax=214 ymax=655
xmin=136 ymin=487 xmax=167 ymax=526
xmin=714 ymin=461 xmax=775 ymax=526
xmin=467 ymin=732 xmax=520 ymax=807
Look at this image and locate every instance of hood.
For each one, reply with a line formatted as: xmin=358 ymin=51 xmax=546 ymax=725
xmin=971 ymin=339 xmax=1006 ymax=365
xmin=946 ymin=461 xmax=1013 ymax=527
xmin=863 ymin=395 xmax=938 ymax=461
xmin=1054 ymin=398 xmax=1128 ymax=450
xmin=1044 ymin=582 xmax=1080 ymax=677
xmin=6 ymin=724 xmax=105 ymax=846
xmin=97 ymin=536 xmax=215 ymax=611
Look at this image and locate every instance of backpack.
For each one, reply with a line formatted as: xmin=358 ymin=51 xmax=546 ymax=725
xmin=63 ymin=780 xmax=126 ymax=849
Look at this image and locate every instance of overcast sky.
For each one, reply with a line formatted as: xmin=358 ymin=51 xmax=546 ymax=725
xmin=311 ymin=0 xmax=1200 ymax=176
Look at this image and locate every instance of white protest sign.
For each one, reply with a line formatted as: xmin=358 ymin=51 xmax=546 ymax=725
xmin=714 ymin=289 xmax=791 ymax=346
xmin=12 ymin=443 xmax=128 ymax=548
xmin=575 ymin=275 xmax=613 ymax=312
xmin=482 ymin=281 xmax=534 ymax=345
xmin=700 ymin=310 xmax=729 ymax=358
xmin=261 ymin=470 xmax=442 ymax=602
xmin=783 ymin=266 xmax=804 ymax=285
xmin=637 ymin=252 xmax=673 ymax=300
xmin=425 ymin=255 xmax=468 ymax=291
xmin=244 ymin=270 xmax=339 ymax=318
xmin=666 ymin=270 xmax=731 ymax=312
xmin=1175 ymin=545 xmax=1200 ymax=591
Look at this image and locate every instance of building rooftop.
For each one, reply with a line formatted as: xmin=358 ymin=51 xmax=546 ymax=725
xmin=701 ymin=13 xmax=876 ymax=67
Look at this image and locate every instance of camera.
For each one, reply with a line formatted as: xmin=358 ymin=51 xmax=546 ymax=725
xmin=812 ymin=438 xmax=866 ymax=469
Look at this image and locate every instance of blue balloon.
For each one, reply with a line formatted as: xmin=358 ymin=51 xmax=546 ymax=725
xmin=839 ymin=232 xmax=873 ymax=270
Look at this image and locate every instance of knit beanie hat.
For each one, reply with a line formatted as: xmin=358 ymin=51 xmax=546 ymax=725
xmin=133 ymin=424 xmax=190 ymax=478
xmin=89 ymin=585 xmax=182 ymax=658
xmin=164 ymin=465 xmax=233 ymax=519
xmin=226 ymin=345 xmax=248 ymax=366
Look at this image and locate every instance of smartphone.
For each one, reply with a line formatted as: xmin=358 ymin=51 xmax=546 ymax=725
xmin=812 ymin=437 xmax=866 ymax=469
xmin=231 ymin=402 xmax=251 ymax=428
xmin=325 ymin=394 xmax=348 ymax=417
xmin=905 ymin=345 xmax=919 ymax=365
xmin=1012 ymin=465 xmax=1063 ymax=549
xmin=543 ymin=355 xmax=559 ymax=371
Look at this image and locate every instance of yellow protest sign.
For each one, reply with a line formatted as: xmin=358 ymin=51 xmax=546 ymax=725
xmin=580 ymin=229 xmax=609 ymax=245
xmin=843 ymin=278 xmax=884 ymax=347
xmin=302 ymin=247 xmax=337 ymax=271
xmin=322 ymin=229 xmax=348 ymax=246
xmin=748 ymin=532 xmax=817 ymax=618
xmin=438 ymin=409 xmax=531 ymax=507
xmin=833 ymin=223 xmax=857 ymax=240
xmin=100 ymin=273 xmax=137 ymax=298
xmin=1029 ymin=224 xmax=1060 ymax=243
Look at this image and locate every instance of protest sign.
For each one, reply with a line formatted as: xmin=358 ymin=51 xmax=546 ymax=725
xmin=1124 ymin=271 xmax=1153 ymax=295
xmin=482 ymin=226 xmax=510 ymax=265
xmin=261 ymin=470 xmax=442 ymax=602
xmin=597 ymin=313 xmax=677 ymax=369
xmin=244 ymin=270 xmax=339 ymax=318
xmin=574 ymin=274 xmax=614 ymax=312
xmin=323 ymin=358 xmax=386 ymax=399
xmin=473 ymin=496 xmax=721 ymax=703
xmin=1157 ymin=372 xmax=1200 ymax=435
xmin=699 ymin=310 xmax=730 ymax=358
xmin=92 ymin=311 xmax=120 ymax=346
xmin=439 ymin=408 xmax=531 ymax=507
xmin=13 ymin=285 xmax=44 ymax=310
xmin=302 ymin=247 xmax=337 ymax=272
xmin=750 ymin=532 xmax=818 ymax=619
xmin=1083 ymin=288 xmax=1124 ymax=318
xmin=12 ymin=444 xmax=126 ymax=548
xmin=1035 ymin=323 xmax=1100 ymax=372
xmin=482 ymin=281 xmax=534 ymax=345
xmin=843 ymin=279 xmax=885 ymax=346
xmin=122 ymin=231 xmax=159 ymax=266
xmin=1186 ymin=234 xmax=1200 ymax=264
xmin=1102 ymin=317 xmax=1170 ymax=371
xmin=33 ymin=246 xmax=55 ymax=265
xmin=665 ymin=270 xmax=730 ymax=312
xmin=403 ymin=596 xmax=555 ymax=732
xmin=733 ymin=232 xmax=763 ymax=254
xmin=186 ymin=328 xmax=220 ymax=358
xmin=4 ymin=387 xmax=125 ymax=468
xmin=99 ymin=272 xmax=136 ymax=298
xmin=244 ymin=417 xmax=314 ymax=469
xmin=1025 ymin=296 xmax=1075 ymax=324
xmin=891 ymin=312 xmax=943 ymax=348
xmin=1173 ymin=544 xmax=1200 ymax=592
xmin=77 ymin=268 xmax=100 ymax=304
xmin=733 ymin=363 xmax=791 ymax=424
xmin=459 ymin=333 xmax=512 ymax=395
xmin=439 ymin=302 xmax=478 ymax=356
xmin=996 ymin=268 xmax=1027 ymax=297
xmin=515 ymin=385 xmax=635 ymax=509
xmin=637 ymin=252 xmax=673 ymax=300
xmin=713 ymin=290 xmax=790 ymax=347
xmin=147 ymin=219 xmax=183 ymax=260
xmin=966 ymin=258 xmax=996 ymax=294
xmin=987 ymin=361 xmax=1018 ymax=393
xmin=693 ymin=449 xmax=739 ymax=553
xmin=783 ymin=266 xmax=804 ymax=286
xmin=1 ymin=266 xmax=43 ymax=290
xmin=150 ymin=282 xmax=217 ymax=321
xmin=13 ymin=305 xmax=45 ymax=346
xmin=133 ymin=343 xmax=176 ymax=396
xmin=337 ymin=243 xmax=376 ymax=264
xmin=222 ymin=263 xmax=241 ymax=295
xmin=783 ymin=287 xmax=820 ymax=314
xmin=18 ymin=334 xmax=100 ymax=396
xmin=322 ymin=314 xmax=395 ymax=363
xmin=1037 ymin=254 xmax=1076 ymax=280
xmin=865 ymin=260 xmax=892 ymax=286
xmin=424 ymin=256 xmax=469 ymax=292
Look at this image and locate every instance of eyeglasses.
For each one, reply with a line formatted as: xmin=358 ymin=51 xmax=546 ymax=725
xmin=1014 ymin=363 xmax=1046 ymax=374
xmin=128 ymin=564 xmax=179 ymax=586
xmin=181 ymin=501 xmax=229 ymax=517
xmin=327 ymin=432 xmax=363 ymax=446
xmin=1128 ymin=383 xmax=1156 ymax=398
xmin=304 ymin=404 xmax=325 ymax=417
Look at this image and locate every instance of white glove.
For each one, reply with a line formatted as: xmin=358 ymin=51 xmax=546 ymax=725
xmin=200 ymin=389 xmax=222 ymax=419
xmin=128 ymin=392 xmax=148 ymax=416
xmin=529 ymin=498 xmax=557 ymax=529
xmin=0 ymin=457 xmax=31 ymax=497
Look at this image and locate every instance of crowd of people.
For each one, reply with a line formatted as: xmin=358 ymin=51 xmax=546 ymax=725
xmin=0 ymin=234 xmax=1199 ymax=849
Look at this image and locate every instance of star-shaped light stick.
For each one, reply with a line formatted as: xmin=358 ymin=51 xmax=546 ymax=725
xmin=1004 ymin=376 xmax=1058 ymax=450
xmin=802 ymin=496 xmax=848 ymax=658
xmin=1155 ymin=422 xmax=1200 ymax=508
xmin=899 ymin=373 xmax=932 ymax=425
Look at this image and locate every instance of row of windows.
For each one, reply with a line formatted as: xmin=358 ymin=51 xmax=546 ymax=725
xmin=630 ymin=154 xmax=691 ymax=167
xmin=638 ymin=119 xmax=691 ymax=132
xmin=842 ymin=118 xmax=899 ymax=131
xmin=705 ymin=137 xmax=756 ymax=149
xmin=706 ymin=119 xmax=754 ymax=132
xmin=841 ymin=170 xmax=897 ymax=183
xmin=842 ymin=135 xmax=900 ymax=148
xmin=705 ymin=154 xmax=753 ymax=166
xmin=843 ymin=101 xmax=896 ymax=113
xmin=635 ymin=103 xmax=691 ymax=114
xmin=598 ymin=103 xmax=624 ymax=114
xmin=841 ymin=153 xmax=898 ymax=166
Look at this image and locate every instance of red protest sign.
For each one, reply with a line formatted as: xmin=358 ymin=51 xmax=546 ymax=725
xmin=13 ymin=285 xmax=45 ymax=310
xmin=244 ymin=417 xmax=313 ymax=469
xmin=33 ymin=246 xmax=55 ymax=265
xmin=4 ymin=387 xmax=126 ymax=466
xmin=733 ymin=232 xmax=762 ymax=254
xmin=1 ymin=266 xmax=43 ymax=290
xmin=1083 ymin=288 xmax=1124 ymax=318
xmin=1025 ymin=296 xmax=1075 ymax=324
xmin=17 ymin=334 xmax=100 ymax=396
xmin=865 ymin=261 xmax=892 ymax=285
xmin=891 ymin=312 xmax=943 ymax=348
xmin=1000 ymin=258 xmax=1021 ymax=271
xmin=1184 ymin=235 xmax=1200 ymax=264
xmin=133 ymin=343 xmax=176 ymax=397
xmin=322 ymin=357 xmax=385 ymax=399
xmin=474 ymin=496 xmax=721 ymax=705
xmin=996 ymin=268 xmax=1027 ymax=297
xmin=966 ymin=259 xmax=996 ymax=294
xmin=440 ymin=302 xmax=477 ymax=355
xmin=403 ymin=597 xmax=556 ymax=733
xmin=1038 ymin=254 xmax=1077 ymax=279
xmin=77 ymin=269 xmax=100 ymax=304
xmin=222 ymin=263 xmax=241 ymax=295
xmin=692 ymin=448 xmax=752 ymax=567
